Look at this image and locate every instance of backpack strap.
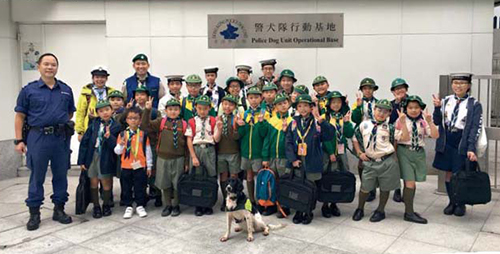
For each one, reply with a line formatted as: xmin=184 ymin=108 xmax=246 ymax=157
xmin=141 ymin=130 xmax=148 ymax=155
xmin=209 ymin=116 xmax=216 ymax=132
xmin=181 ymin=97 xmax=187 ymax=118
xmin=188 ymin=118 xmax=196 ymax=135
xmin=181 ymin=119 xmax=188 ymax=134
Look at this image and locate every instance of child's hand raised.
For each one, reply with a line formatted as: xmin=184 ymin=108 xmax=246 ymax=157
xmin=356 ymin=91 xmax=363 ymax=106
xmin=216 ymin=116 xmax=223 ymax=129
xmin=432 ymin=94 xmax=442 ymax=107
xmin=236 ymin=115 xmax=245 ymax=126
xmin=397 ymin=109 xmax=407 ymax=124
xmin=104 ymin=125 xmax=111 ymax=139
xmin=343 ymin=111 xmax=351 ymax=122
xmin=145 ymin=97 xmax=153 ymax=110
xmin=423 ymin=109 xmax=432 ymax=123
xmin=126 ymin=99 xmax=134 ymax=109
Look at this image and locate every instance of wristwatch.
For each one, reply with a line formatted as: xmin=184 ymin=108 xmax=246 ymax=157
xmin=13 ymin=139 xmax=24 ymax=145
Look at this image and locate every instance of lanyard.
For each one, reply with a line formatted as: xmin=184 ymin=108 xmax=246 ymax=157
xmin=297 ymin=118 xmax=314 ymax=143
xmin=126 ymin=128 xmax=141 ymax=158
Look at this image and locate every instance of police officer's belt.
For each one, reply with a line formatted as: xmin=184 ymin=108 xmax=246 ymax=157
xmin=369 ymin=153 xmax=393 ymax=162
xmin=31 ymin=125 xmax=64 ymax=135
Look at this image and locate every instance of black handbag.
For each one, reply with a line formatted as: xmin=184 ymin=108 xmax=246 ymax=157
xmin=75 ymin=170 xmax=91 ymax=215
xmin=318 ymin=159 xmax=356 ymax=203
xmin=277 ymin=159 xmax=317 ymax=213
xmin=178 ymin=165 xmax=218 ymax=208
xmin=451 ymin=160 xmax=491 ymax=205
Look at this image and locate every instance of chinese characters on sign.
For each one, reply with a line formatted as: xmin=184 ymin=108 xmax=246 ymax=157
xmin=208 ymin=14 xmax=344 ymax=48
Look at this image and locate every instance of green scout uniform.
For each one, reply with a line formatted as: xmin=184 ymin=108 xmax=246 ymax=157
xmin=312 ymin=76 xmax=332 ymax=115
xmin=262 ymin=93 xmax=293 ymax=177
xmin=352 ymin=78 xmax=379 ymax=125
xmin=217 ymin=95 xmax=242 ymax=175
xmin=239 ymin=87 xmax=268 ymax=172
xmin=181 ymin=74 xmax=216 ymax=121
xmin=353 ymin=99 xmax=401 ymax=192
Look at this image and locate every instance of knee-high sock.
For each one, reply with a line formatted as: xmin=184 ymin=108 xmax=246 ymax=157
xmin=162 ymin=188 xmax=173 ymax=206
xmin=220 ymin=180 xmax=228 ymax=202
xmin=358 ymin=191 xmax=369 ymax=209
xmin=91 ymin=188 xmax=100 ymax=207
xmin=172 ymin=189 xmax=179 ymax=206
xmin=102 ymin=190 xmax=112 ymax=206
xmin=403 ymin=187 xmax=415 ymax=214
xmin=247 ymin=180 xmax=255 ymax=203
xmin=376 ymin=191 xmax=390 ymax=212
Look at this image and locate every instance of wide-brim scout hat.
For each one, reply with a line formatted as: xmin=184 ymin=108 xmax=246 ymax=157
xmin=108 ymin=90 xmax=124 ymax=99
xmin=262 ymin=82 xmax=278 ymax=92
xmin=132 ymin=53 xmax=148 ymax=63
xmin=166 ymin=75 xmax=184 ymax=83
xmin=95 ymin=100 xmax=111 ymax=110
xmin=247 ymin=86 xmax=262 ymax=96
xmin=204 ymin=66 xmax=219 ymax=74
xmin=221 ymin=94 xmax=239 ymax=105
xmin=450 ymin=73 xmax=473 ymax=83
xmin=294 ymin=84 xmax=309 ymax=95
xmin=390 ymin=78 xmax=409 ymax=91
xmin=195 ymin=95 xmax=212 ymax=106
xmin=133 ymin=85 xmax=150 ymax=96
xmin=185 ymin=74 xmax=202 ymax=84
xmin=260 ymin=59 xmax=277 ymax=68
xmin=327 ymin=91 xmax=350 ymax=114
xmin=225 ymin=77 xmax=244 ymax=90
xmin=236 ymin=64 xmax=252 ymax=74
xmin=359 ymin=77 xmax=379 ymax=91
xmin=293 ymin=94 xmax=314 ymax=108
xmin=404 ymin=95 xmax=426 ymax=110
xmin=91 ymin=65 xmax=109 ymax=76
xmin=375 ymin=99 xmax=392 ymax=111
xmin=278 ymin=69 xmax=297 ymax=83
xmin=312 ymin=75 xmax=328 ymax=86
xmin=274 ymin=92 xmax=289 ymax=105
xmin=165 ymin=98 xmax=181 ymax=108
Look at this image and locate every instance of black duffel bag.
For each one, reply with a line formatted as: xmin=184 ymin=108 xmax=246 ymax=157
xmin=178 ymin=165 xmax=218 ymax=208
xmin=75 ymin=170 xmax=91 ymax=215
xmin=278 ymin=159 xmax=316 ymax=213
xmin=451 ymin=160 xmax=491 ymax=205
xmin=318 ymin=159 xmax=356 ymax=203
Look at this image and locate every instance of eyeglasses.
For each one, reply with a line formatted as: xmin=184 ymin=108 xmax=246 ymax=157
xmin=452 ymin=81 xmax=469 ymax=87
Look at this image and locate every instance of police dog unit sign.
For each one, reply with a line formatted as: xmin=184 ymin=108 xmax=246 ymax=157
xmin=208 ymin=14 xmax=344 ymax=48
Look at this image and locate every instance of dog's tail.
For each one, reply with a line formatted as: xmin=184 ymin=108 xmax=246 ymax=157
xmin=267 ymin=223 xmax=287 ymax=231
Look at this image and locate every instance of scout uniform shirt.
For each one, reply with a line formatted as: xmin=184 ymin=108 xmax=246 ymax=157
xmin=353 ymin=120 xmax=401 ymax=159
xmin=443 ymin=95 xmax=470 ymax=130
xmin=201 ymin=83 xmax=225 ymax=113
xmin=217 ymin=113 xmax=240 ymax=154
xmin=352 ymin=97 xmax=378 ymax=125
xmin=185 ymin=116 xmax=216 ymax=145
xmin=180 ymin=95 xmax=217 ymax=121
xmin=316 ymin=92 xmax=332 ymax=115
xmin=262 ymin=112 xmax=293 ymax=161
xmin=238 ymin=106 xmax=268 ymax=160
xmin=322 ymin=112 xmax=355 ymax=155
xmin=396 ymin=116 xmax=431 ymax=149
xmin=260 ymin=100 xmax=275 ymax=120
xmin=116 ymin=128 xmax=153 ymax=169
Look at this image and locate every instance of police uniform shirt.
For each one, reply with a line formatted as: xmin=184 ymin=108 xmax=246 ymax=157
xmin=353 ymin=120 xmax=401 ymax=159
xmin=185 ymin=116 xmax=216 ymax=145
xmin=395 ymin=118 xmax=431 ymax=147
xmin=443 ymin=95 xmax=469 ymax=130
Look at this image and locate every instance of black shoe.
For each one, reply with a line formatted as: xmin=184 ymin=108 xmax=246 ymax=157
xmin=102 ymin=205 xmax=112 ymax=217
xmin=162 ymin=206 xmax=172 ymax=217
xmin=92 ymin=206 xmax=103 ymax=219
xmin=443 ymin=202 xmax=456 ymax=215
xmin=292 ymin=212 xmax=303 ymax=224
xmin=277 ymin=207 xmax=290 ymax=219
xmin=393 ymin=189 xmax=403 ymax=203
xmin=220 ymin=201 xmax=226 ymax=212
xmin=352 ymin=208 xmax=364 ymax=221
xmin=367 ymin=190 xmax=376 ymax=202
xmin=195 ymin=207 xmax=203 ymax=216
xmin=155 ymin=197 xmax=163 ymax=207
xmin=171 ymin=206 xmax=181 ymax=217
xmin=263 ymin=206 xmax=277 ymax=216
xmin=302 ymin=212 xmax=313 ymax=225
xmin=119 ymin=201 xmax=126 ymax=207
xmin=321 ymin=204 xmax=332 ymax=218
xmin=330 ymin=203 xmax=341 ymax=217
xmin=27 ymin=207 xmax=41 ymax=231
xmin=52 ymin=204 xmax=72 ymax=224
xmin=404 ymin=212 xmax=428 ymax=224
xmin=454 ymin=204 xmax=466 ymax=217
xmin=370 ymin=210 xmax=386 ymax=222
xmin=204 ymin=207 xmax=213 ymax=215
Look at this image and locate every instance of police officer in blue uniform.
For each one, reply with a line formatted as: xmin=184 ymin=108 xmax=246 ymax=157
xmin=14 ymin=53 xmax=76 ymax=231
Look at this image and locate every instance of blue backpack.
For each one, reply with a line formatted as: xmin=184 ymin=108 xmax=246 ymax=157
xmin=256 ymin=168 xmax=278 ymax=207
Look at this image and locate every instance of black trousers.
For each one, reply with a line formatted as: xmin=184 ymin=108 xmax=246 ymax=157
xmin=120 ymin=168 xmax=147 ymax=207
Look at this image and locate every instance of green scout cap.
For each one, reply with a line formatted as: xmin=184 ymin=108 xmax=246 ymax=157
xmin=312 ymin=75 xmax=328 ymax=86
xmin=195 ymin=95 xmax=212 ymax=106
xmin=294 ymin=85 xmax=309 ymax=95
xmin=273 ymin=92 xmax=289 ymax=105
xmin=221 ymin=94 xmax=239 ymax=105
xmin=95 ymin=100 xmax=111 ymax=110
xmin=225 ymin=77 xmax=244 ymax=89
xmin=108 ymin=90 xmax=124 ymax=99
xmin=375 ymin=99 xmax=392 ymax=110
xmin=166 ymin=75 xmax=184 ymax=83
xmin=327 ymin=90 xmax=350 ymax=114
xmin=165 ymin=98 xmax=181 ymax=108
xmin=236 ymin=64 xmax=252 ymax=74
xmin=404 ymin=95 xmax=426 ymax=110
xmin=132 ymin=53 xmax=148 ymax=63
xmin=260 ymin=59 xmax=277 ymax=68
xmin=262 ymin=82 xmax=278 ymax=92
xmin=134 ymin=85 xmax=150 ymax=95
xmin=390 ymin=78 xmax=409 ymax=91
xmin=247 ymin=86 xmax=262 ymax=95
xmin=185 ymin=74 xmax=202 ymax=84
xmin=359 ymin=77 xmax=379 ymax=91
xmin=278 ymin=69 xmax=297 ymax=82
xmin=327 ymin=90 xmax=346 ymax=101
xmin=294 ymin=94 xmax=314 ymax=108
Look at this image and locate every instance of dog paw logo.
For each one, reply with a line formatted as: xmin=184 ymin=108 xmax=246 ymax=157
xmin=220 ymin=23 xmax=239 ymax=40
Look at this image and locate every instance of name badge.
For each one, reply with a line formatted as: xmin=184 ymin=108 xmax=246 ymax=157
xmin=298 ymin=143 xmax=308 ymax=156
xmin=131 ymin=160 xmax=142 ymax=170
xmin=337 ymin=143 xmax=345 ymax=155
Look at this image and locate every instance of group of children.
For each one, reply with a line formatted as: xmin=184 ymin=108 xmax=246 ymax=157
xmin=77 ymin=59 xmax=483 ymax=225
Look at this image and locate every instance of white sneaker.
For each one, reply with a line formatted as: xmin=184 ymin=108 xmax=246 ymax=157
xmin=136 ymin=206 xmax=147 ymax=218
xmin=123 ymin=206 xmax=134 ymax=219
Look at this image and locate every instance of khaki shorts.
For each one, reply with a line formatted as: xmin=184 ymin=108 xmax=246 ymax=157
xmin=269 ymin=158 xmax=291 ymax=177
xmin=88 ymin=151 xmax=112 ymax=180
xmin=241 ymin=157 xmax=263 ymax=172
xmin=190 ymin=145 xmax=217 ymax=177
xmin=397 ymin=145 xmax=427 ymax=182
xmin=361 ymin=155 xmax=401 ymax=192
xmin=155 ymin=156 xmax=185 ymax=190
xmin=218 ymin=153 xmax=242 ymax=175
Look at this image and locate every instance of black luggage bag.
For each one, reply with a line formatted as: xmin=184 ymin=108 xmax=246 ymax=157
xmin=178 ymin=166 xmax=218 ymax=208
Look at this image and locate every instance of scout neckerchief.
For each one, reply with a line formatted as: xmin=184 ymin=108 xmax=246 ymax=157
xmin=249 ymin=106 xmax=260 ymax=125
xmin=297 ymin=115 xmax=314 ymax=156
xmin=316 ymin=93 xmax=329 ymax=114
xmin=200 ymin=117 xmax=207 ymax=140
xmin=96 ymin=119 xmax=113 ymax=154
xmin=408 ymin=114 xmax=423 ymax=150
xmin=92 ymin=85 xmax=107 ymax=101
xmin=167 ymin=117 xmax=180 ymax=149
xmin=367 ymin=120 xmax=385 ymax=150
xmin=363 ymin=97 xmax=374 ymax=120
xmin=278 ymin=112 xmax=289 ymax=131
xmin=222 ymin=113 xmax=232 ymax=136
xmin=448 ymin=94 xmax=469 ymax=129
xmin=137 ymin=73 xmax=148 ymax=86
xmin=329 ymin=111 xmax=344 ymax=143
xmin=125 ymin=127 xmax=140 ymax=159
xmin=187 ymin=95 xmax=198 ymax=116
xmin=265 ymin=101 xmax=274 ymax=115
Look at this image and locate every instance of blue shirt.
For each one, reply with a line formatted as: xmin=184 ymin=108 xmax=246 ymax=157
xmin=15 ymin=78 xmax=76 ymax=127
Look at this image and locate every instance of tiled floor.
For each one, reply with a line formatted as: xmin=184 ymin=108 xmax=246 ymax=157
xmin=0 ymin=175 xmax=499 ymax=254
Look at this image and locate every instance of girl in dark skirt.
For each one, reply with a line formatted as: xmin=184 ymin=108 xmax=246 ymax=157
xmin=432 ymin=73 xmax=483 ymax=217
